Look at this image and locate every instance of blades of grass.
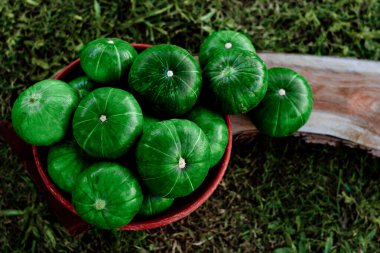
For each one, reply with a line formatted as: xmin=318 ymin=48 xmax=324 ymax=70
xmin=324 ymin=235 xmax=333 ymax=253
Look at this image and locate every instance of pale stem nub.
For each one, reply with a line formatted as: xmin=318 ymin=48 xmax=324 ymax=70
xmin=279 ymin=89 xmax=286 ymax=96
xmin=224 ymin=42 xmax=232 ymax=49
xmin=99 ymin=115 xmax=107 ymax=122
xmin=167 ymin=70 xmax=174 ymax=77
xmin=178 ymin=157 xmax=186 ymax=169
xmin=107 ymin=40 xmax=114 ymax=44
xmin=94 ymin=199 xmax=106 ymax=210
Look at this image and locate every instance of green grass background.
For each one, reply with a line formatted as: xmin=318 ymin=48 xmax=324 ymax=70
xmin=1 ymin=0 xmax=379 ymax=252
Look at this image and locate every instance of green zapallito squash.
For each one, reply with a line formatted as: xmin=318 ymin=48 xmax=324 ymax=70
xmin=11 ymin=79 xmax=79 ymax=146
xmin=68 ymin=76 xmax=94 ymax=99
xmin=80 ymin=38 xmax=137 ymax=83
xmin=186 ymin=106 xmax=228 ymax=167
xmin=47 ymin=140 xmax=89 ymax=192
xmin=199 ymin=30 xmax=255 ymax=67
xmin=203 ymin=49 xmax=268 ymax=114
xmin=72 ymin=162 xmax=143 ymax=229
xmin=138 ymin=195 xmax=174 ymax=217
xmin=250 ymin=68 xmax=313 ymax=137
xmin=136 ymin=119 xmax=210 ymax=198
xmin=128 ymin=45 xmax=202 ymax=117
xmin=72 ymin=87 xmax=143 ymax=158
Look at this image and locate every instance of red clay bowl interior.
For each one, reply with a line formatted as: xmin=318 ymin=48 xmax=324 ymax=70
xmin=32 ymin=43 xmax=232 ymax=230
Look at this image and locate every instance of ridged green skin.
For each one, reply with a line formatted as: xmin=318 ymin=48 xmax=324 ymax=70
xmin=128 ymin=45 xmax=202 ymax=117
xmin=138 ymin=195 xmax=174 ymax=217
xmin=80 ymin=38 xmax=137 ymax=83
xmin=11 ymin=80 xmax=79 ymax=146
xmin=72 ymin=87 xmax=143 ymax=158
xmin=199 ymin=30 xmax=255 ymax=67
xmin=203 ymin=49 xmax=268 ymax=114
xmin=186 ymin=106 xmax=228 ymax=167
xmin=47 ymin=140 xmax=89 ymax=193
xmin=250 ymin=68 xmax=313 ymax=137
xmin=72 ymin=162 xmax=143 ymax=229
xmin=136 ymin=119 xmax=210 ymax=198
xmin=143 ymin=115 xmax=159 ymax=132
xmin=68 ymin=76 xmax=94 ymax=99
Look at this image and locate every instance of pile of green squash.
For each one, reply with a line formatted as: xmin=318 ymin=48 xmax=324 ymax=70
xmin=11 ymin=31 xmax=313 ymax=230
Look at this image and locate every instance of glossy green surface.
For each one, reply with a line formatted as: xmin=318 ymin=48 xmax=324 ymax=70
xmin=186 ymin=106 xmax=228 ymax=167
xmin=143 ymin=114 xmax=159 ymax=132
xmin=128 ymin=45 xmax=202 ymax=117
xmin=11 ymin=80 xmax=79 ymax=146
xmin=68 ymin=76 xmax=94 ymax=99
xmin=138 ymin=195 xmax=174 ymax=217
xmin=80 ymin=38 xmax=137 ymax=83
xmin=136 ymin=119 xmax=210 ymax=198
xmin=250 ymin=68 xmax=313 ymax=137
xmin=203 ymin=49 xmax=268 ymax=114
xmin=47 ymin=140 xmax=89 ymax=193
xmin=72 ymin=87 xmax=143 ymax=158
xmin=72 ymin=162 xmax=143 ymax=229
xmin=199 ymin=30 xmax=255 ymax=67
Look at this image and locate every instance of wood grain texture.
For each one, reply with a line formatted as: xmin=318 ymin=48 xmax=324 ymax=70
xmin=232 ymin=53 xmax=380 ymax=157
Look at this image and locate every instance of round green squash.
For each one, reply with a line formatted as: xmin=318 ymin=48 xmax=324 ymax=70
xmin=72 ymin=87 xmax=143 ymax=158
xmin=72 ymin=162 xmax=143 ymax=229
xmin=203 ymin=49 xmax=268 ymax=114
xmin=250 ymin=68 xmax=313 ymax=137
xmin=199 ymin=30 xmax=255 ymax=67
xmin=47 ymin=140 xmax=89 ymax=193
xmin=186 ymin=106 xmax=228 ymax=167
xmin=11 ymin=79 xmax=79 ymax=146
xmin=128 ymin=44 xmax=202 ymax=117
xmin=143 ymin=114 xmax=159 ymax=132
xmin=138 ymin=195 xmax=174 ymax=217
xmin=136 ymin=119 xmax=210 ymax=198
xmin=80 ymin=38 xmax=137 ymax=83
xmin=68 ymin=76 xmax=94 ymax=99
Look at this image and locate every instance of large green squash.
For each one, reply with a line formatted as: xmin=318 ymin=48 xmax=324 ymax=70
xmin=47 ymin=140 xmax=89 ymax=193
xmin=11 ymin=80 xmax=79 ymax=146
xmin=138 ymin=195 xmax=174 ymax=217
xmin=203 ymin=49 xmax=268 ymax=114
xmin=80 ymin=38 xmax=137 ymax=83
xmin=199 ymin=30 xmax=255 ymax=67
xmin=72 ymin=162 xmax=143 ymax=229
xmin=68 ymin=76 xmax=94 ymax=99
xmin=185 ymin=106 xmax=228 ymax=167
xmin=128 ymin=45 xmax=202 ymax=117
xmin=72 ymin=87 xmax=143 ymax=158
xmin=250 ymin=68 xmax=313 ymax=137
xmin=136 ymin=119 xmax=210 ymax=198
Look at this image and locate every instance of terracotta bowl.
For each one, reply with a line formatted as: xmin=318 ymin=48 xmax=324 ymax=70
xmin=32 ymin=43 xmax=232 ymax=230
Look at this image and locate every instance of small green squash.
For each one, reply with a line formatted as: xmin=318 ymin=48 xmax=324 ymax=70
xmin=72 ymin=87 xmax=143 ymax=158
xmin=138 ymin=195 xmax=174 ymax=217
xmin=128 ymin=45 xmax=202 ymax=117
xmin=80 ymin=38 xmax=137 ymax=83
xmin=186 ymin=106 xmax=228 ymax=167
xmin=11 ymin=80 xmax=79 ymax=146
xmin=250 ymin=68 xmax=313 ymax=137
xmin=68 ymin=76 xmax=94 ymax=99
xmin=136 ymin=119 xmax=210 ymax=198
xmin=47 ymin=140 xmax=89 ymax=192
xmin=203 ymin=49 xmax=268 ymax=114
xmin=72 ymin=162 xmax=143 ymax=229
xmin=199 ymin=30 xmax=255 ymax=67
xmin=143 ymin=114 xmax=159 ymax=132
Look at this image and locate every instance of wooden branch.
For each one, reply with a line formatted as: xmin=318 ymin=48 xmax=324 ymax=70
xmin=232 ymin=53 xmax=380 ymax=157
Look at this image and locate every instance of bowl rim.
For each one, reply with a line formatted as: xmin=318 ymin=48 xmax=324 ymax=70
xmin=32 ymin=43 xmax=232 ymax=230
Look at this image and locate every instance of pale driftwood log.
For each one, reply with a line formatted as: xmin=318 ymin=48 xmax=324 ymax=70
xmin=231 ymin=53 xmax=380 ymax=157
